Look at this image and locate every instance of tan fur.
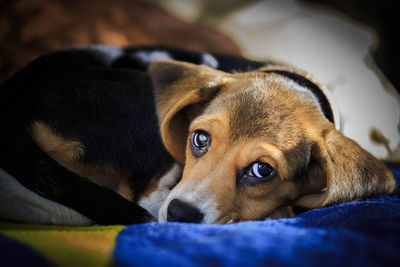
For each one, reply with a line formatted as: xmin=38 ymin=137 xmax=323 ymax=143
xmin=29 ymin=121 xmax=134 ymax=201
xmin=150 ymin=61 xmax=235 ymax=164
xmin=150 ymin=60 xmax=396 ymax=223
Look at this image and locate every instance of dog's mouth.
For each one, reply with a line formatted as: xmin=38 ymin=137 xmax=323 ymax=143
xmin=214 ymin=215 xmax=240 ymax=224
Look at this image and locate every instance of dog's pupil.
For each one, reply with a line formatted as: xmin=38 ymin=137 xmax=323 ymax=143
xmin=253 ymin=162 xmax=273 ymax=178
xmin=198 ymin=134 xmax=207 ymax=143
xmin=258 ymin=163 xmax=270 ymax=176
xmin=194 ymin=131 xmax=209 ymax=148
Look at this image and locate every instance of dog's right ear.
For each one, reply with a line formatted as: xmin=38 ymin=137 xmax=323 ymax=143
xmin=149 ymin=60 xmax=233 ymax=164
xmin=294 ymin=127 xmax=396 ymax=209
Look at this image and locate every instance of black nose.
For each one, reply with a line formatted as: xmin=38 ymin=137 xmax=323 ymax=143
xmin=167 ymin=199 xmax=204 ymax=223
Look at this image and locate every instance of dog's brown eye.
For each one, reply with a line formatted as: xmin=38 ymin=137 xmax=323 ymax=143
xmin=191 ymin=130 xmax=211 ymax=157
xmin=241 ymin=162 xmax=276 ymax=186
xmin=193 ymin=131 xmax=209 ymax=148
xmin=250 ymin=162 xmax=275 ymax=178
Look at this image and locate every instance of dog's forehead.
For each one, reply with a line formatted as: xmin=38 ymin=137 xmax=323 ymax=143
xmin=205 ymin=76 xmax=313 ymax=146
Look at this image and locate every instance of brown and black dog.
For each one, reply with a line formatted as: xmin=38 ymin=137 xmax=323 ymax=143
xmin=0 ymin=46 xmax=395 ymax=225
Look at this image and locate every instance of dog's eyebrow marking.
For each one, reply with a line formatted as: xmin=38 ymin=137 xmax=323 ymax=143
xmin=201 ymin=53 xmax=219 ymax=69
xmin=263 ymin=70 xmax=334 ymax=123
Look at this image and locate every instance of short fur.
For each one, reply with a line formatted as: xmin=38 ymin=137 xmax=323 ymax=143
xmin=151 ymin=60 xmax=396 ymax=223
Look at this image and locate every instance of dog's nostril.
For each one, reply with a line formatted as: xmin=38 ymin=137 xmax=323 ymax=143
xmin=167 ymin=198 xmax=204 ymax=223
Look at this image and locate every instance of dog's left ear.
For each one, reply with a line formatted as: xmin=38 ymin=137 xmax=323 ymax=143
xmin=149 ymin=60 xmax=233 ymax=164
xmin=294 ymin=127 xmax=396 ymax=208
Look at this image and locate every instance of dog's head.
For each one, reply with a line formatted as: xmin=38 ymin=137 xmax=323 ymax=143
xmin=149 ymin=60 xmax=396 ymax=224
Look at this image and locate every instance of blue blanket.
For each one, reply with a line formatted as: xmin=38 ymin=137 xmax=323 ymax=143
xmin=114 ymin=166 xmax=400 ymax=267
xmin=2 ymin=167 xmax=399 ymax=267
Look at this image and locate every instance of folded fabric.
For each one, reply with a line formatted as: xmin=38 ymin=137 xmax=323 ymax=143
xmin=0 ymin=168 xmax=93 ymax=226
xmin=1 ymin=166 xmax=399 ymax=267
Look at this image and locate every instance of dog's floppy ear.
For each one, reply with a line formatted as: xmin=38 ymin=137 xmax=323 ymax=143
xmin=295 ymin=127 xmax=396 ymax=208
xmin=148 ymin=60 xmax=233 ymax=164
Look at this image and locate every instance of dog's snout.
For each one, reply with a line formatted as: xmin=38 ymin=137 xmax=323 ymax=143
xmin=167 ymin=199 xmax=204 ymax=223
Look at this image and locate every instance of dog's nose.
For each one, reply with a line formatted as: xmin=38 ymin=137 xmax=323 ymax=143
xmin=167 ymin=198 xmax=204 ymax=223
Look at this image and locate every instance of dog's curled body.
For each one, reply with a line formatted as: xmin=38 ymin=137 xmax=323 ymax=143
xmin=0 ymin=46 xmax=267 ymax=224
xmin=0 ymin=46 xmax=395 ymax=225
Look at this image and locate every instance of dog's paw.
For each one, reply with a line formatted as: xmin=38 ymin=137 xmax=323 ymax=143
xmin=126 ymin=205 xmax=156 ymax=224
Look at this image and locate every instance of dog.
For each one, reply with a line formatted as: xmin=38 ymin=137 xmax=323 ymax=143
xmin=0 ymin=45 xmax=396 ymax=225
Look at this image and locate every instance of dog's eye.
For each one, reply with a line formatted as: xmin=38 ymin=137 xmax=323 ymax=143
xmin=249 ymin=162 xmax=275 ymax=178
xmin=241 ymin=162 xmax=276 ymax=186
xmin=192 ymin=130 xmax=210 ymax=148
xmin=191 ymin=130 xmax=211 ymax=157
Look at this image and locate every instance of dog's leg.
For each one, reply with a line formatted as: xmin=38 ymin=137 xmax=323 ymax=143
xmin=0 ymin=127 xmax=153 ymax=225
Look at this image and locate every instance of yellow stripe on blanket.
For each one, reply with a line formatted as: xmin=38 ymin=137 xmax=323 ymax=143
xmin=0 ymin=223 xmax=124 ymax=267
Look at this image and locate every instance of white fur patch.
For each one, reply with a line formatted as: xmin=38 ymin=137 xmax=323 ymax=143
xmin=201 ymin=53 xmax=219 ymax=68
xmin=88 ymin=45 xmax=122 ymax=58
xmin=138 ymin=163 xmax=182 ymax=219
xmin=279 ymin=78 xmax=325 ymax=117
xmin=87 ymin=45 xmax=123 ymax=65
xmin=158 ymin=176 xmax=219 ymax=223
xmin=290 ymin=80 xmax=320 ymax=105
xmin=133 ymin=51 xmax=172 ymax=64
xmin=288 ymin=79 xmax=341 ymax=130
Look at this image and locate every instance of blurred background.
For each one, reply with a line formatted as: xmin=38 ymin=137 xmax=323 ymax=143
xmin=0 ymin=0 xmax=397 ymax=88
xmin=1 ymin=0 xmax=399 ymax=161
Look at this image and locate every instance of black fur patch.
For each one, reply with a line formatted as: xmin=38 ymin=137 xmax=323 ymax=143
xmin=0 ymin=48 xmax=173 ymax=224
xmin=262 ymin=70 xmax=334 ymax=123
xmin=112 ymin=46 xmax=269 ymax=72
